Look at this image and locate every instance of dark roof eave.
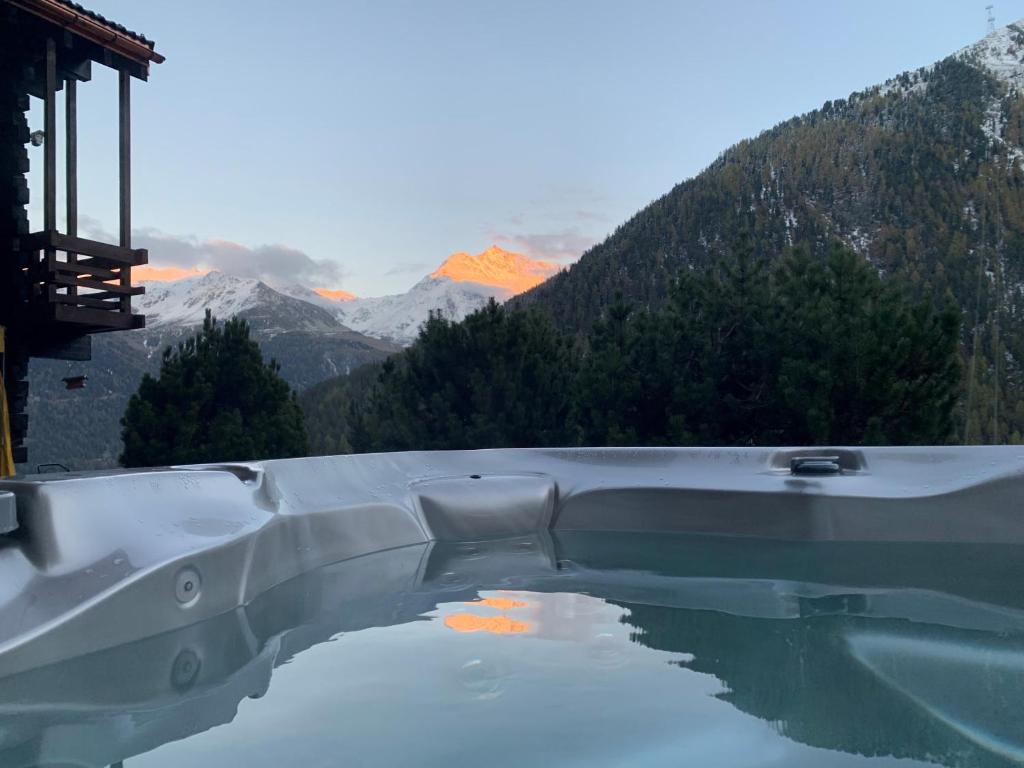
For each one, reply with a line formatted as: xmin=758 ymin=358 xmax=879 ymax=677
xmin=6 ymin=0 xmax=164 ymax=67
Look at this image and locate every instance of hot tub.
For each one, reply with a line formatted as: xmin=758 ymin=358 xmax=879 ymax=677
xmin=0 ymin=447 xmax=1022 ymax=767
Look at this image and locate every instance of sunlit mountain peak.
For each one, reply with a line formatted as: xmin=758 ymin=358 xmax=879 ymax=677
xmin=313 ymin=287 xmax=358 ymax=302
xmin=430 ymin=245 xmax=559 ymax=294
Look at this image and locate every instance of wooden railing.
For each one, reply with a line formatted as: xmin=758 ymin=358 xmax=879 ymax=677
xmin=18 ymin=230 xmax=148 ymax=331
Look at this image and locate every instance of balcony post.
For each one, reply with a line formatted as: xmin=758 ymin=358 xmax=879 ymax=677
xmin=118 ymin=70 xmax=131 ymax=311
xmin=66 ymin=77 xmax=77 ymax=298
xmin=44 ymin=37 xmax=56 ymax=233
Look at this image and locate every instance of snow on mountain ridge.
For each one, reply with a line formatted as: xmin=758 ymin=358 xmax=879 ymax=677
xmin=271 ymin=281 xmax=341 ymax=310
xmin=954 ymin=20 xmax=1024 ymax=169
xmin=958 ymin=20 xmax=1024 ymax=87
xmin=137 ymin=270 xmax=265 ymax=327
xmin=136 ymin=246 xmax=564 ymax=345
xmin=331 ymin=246 xmax=561 ymax=345
xmin=135 ymin=267 xmax=506 ymax=344
xmin=876 ymin=20 xmax=1024 ymax=99
xmin=137 ymin=271 xmax=349 ymax=335
xmin=334 ymin=275 xmax=505 ymax=346
xmin=868 ymin=20 xmax=1024 ymax=173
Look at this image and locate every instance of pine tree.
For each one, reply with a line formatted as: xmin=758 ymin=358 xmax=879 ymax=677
xmin=773 ymin=245 xmax=962 ymax=444
xmin=350 ymin=301 xmax=576 ymax=452
xmin=690 ymin=243 xmax=778 ymax=444
xmin=574 ymin=295 xmax=648 ymax=445
xmin=306 ymin=246 xmax=962 ymax=451
xmin=120 ymin=311 xmax=308 ymax=467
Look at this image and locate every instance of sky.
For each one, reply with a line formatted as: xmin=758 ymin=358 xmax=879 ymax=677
xmin=24 ymin=0 xmax=1024 ymax=295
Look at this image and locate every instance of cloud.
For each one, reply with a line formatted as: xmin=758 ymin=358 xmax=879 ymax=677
xmin=489 ymin=228 xmax=599 ymax=264
xmin=384 ymin=261 xmax=429 ymax=276
xmin=78 ymin=217 xmax=349 ymax=286
xmin=574 ymin=209 xmax=608 ymax=223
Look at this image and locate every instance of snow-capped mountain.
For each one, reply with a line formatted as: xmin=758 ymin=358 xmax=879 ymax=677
xmin=332 ymin=246 xmax=560 ymax=344
xmin=333 ymin=275 xmax=504 ymax=345
xmin=137 ymin=270 xmax=256 ymax=326
xmin=135 ymin=245 xmax=560 ymax=346
xmin=138 ymin=271 xmax=344 ymax=333
xmin=430 ymin=245 xmax=559 ymax=293
xmin=133 ymin=270 xmax=398 ymax=384
xmin=874 ymin=21 xmax=1024 ymax=100
xmin=957 ymin=20 xmax=1024 ymax=88
xmin=270 ymin=282 xmax=357 ymax=311
xmin=873 ymin=21 xmax=1024 ymax=164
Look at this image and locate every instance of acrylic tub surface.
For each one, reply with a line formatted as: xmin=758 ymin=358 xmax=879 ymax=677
xmin=0 ymin=446 xmax=1023 ymax=668
xmin=0 ymin=447 xmax=1022 ymax=766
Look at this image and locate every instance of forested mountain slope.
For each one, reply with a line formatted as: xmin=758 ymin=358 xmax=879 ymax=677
xmin=515 ymin=23 xmax=1024 ymax=442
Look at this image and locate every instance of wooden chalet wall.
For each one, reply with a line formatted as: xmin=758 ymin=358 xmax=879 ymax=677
xmin=0 ymin=0 xmax=161 ymax=465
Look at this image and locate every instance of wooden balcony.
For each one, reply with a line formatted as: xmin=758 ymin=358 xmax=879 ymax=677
xmin=19 ymin=230 xmax=148 ymax=331
xmin=14 ymin=26 xmax=150 ymax=338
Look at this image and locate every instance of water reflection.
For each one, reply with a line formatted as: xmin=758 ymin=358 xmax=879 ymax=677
xmin=0 ymin=533 xmax=1021 ymax=767
xmin=468 ymin=597 xmax=529 ymax=610
xmin=443 ymin=612 xmax=530 ymax=634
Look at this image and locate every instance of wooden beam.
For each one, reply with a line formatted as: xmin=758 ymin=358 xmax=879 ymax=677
xmin=19 ymin=231 xmax=148 ymax=265
xmin=65 ymin=77 xmax=78 ymax=299
xmin=52 ymin=273 xmax=144 ymax=295
xmin=119 ymin=70 xmax=131 ymax=248
xmin=44 ymin=37 xmax=57 ymax=233
xmin=46 ymin=253 xmax=119 ymax=280
xmin=80 ymin=288 xmax=144 ymax=301
xmin=51 ymin=293 xmax=122 ymax=311
xmin=48 ymin=284 xmax=119 ymax=310
xmin=53 ymin=303 xmax=138 ymax=330
xmin=119 ymin=69 xmax=132 ymax=313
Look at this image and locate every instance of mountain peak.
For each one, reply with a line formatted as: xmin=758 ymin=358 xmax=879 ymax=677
xmin=958 ymin=19 xmax=1024 ymax=86
xmin=313 ymin=287 xmax=358 ymax=302
xmin=430 ymin=245 xmax=559 ymax=294
xmin=136 ymin=270 xmax=266 ymax=327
